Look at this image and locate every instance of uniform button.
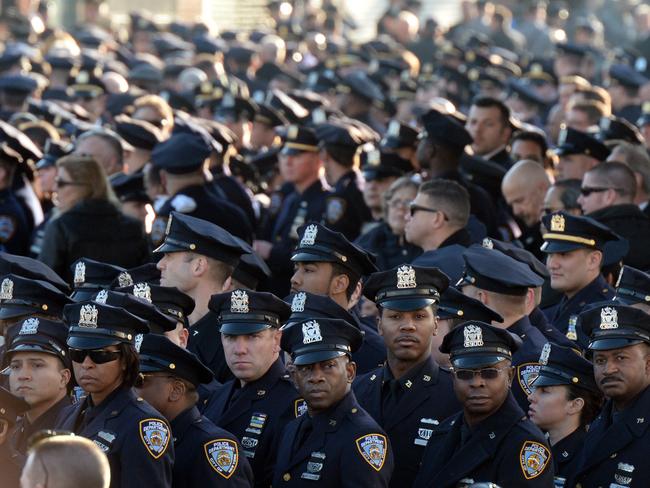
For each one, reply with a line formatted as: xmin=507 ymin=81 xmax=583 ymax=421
xmin=610 ymin=453 xmax=617 ymax=458
xmin=351 ymin=408 xmax=358 ymax=413
xmin=283 ymin=473 xmax=291 ymax=481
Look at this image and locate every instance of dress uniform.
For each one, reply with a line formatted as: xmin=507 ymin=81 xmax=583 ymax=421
xmin=274 ymin=318 xmax=394 ymax=487
xmin=203 ymin=290 xmax=301 ymax=488
xmin=539 ymin=212 xmax=619 ymax=348
xmin=153 ymin=211 xmax=250 ymax=383
xmin=413 ymin=322 xmax=554 ymax=488
xmin=569 ymin=305 xmax=650 ymax=488
xmin=457 ymin=245 xmax=548 ymax=410
xmin=57 ymin=302 xmax=174 ymax=488
xmin=614 ymin=265 xmax=650 ymax=306
xmin=138 ymin=334 xmax=254 ymax=487
xmin=528 ymin=343 xmax=600 ymax=487
xmin=354 ymin=265 xmax=461 ymax=487
xmin=69 ymin=257 xmax=130 ymax=302
xmin=0 ymin=387 xmax=28 ymax=488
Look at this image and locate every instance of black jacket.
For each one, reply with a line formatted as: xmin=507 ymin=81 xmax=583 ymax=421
xmin=38 ymin=199 xmax=151 ymax=283
xmin=355 ymin=222 xmax=422 ymax=271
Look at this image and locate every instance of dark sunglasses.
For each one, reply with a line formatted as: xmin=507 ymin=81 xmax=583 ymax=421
xmin=408 ymin=202 xmax=449 ymax=220
xmin=580 ymin=186 xmax=622 ymax=197
xmin=69 ymin=348 xmax=122 ymax=364
xmin=452 ymin=367 xmax=507 ymax=381
xmin=55 ymin=178 xmax=85 ymax=188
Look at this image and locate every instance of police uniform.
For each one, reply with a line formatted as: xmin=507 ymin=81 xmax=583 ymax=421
xmin=569 ymin=305 xmax=650 ymax=488
xmin=153 ymin=212 xmax=250 ymax=383
xmin=57 ymin=302 xmax=174 ymax=488
xmin=0 ymin=143 xmax=30 ymax=255
xmin=457 ymin=245 xmax=548 ymax=410
xmin=138 ymin=334 xmax=254 ymax=487
xmin=354 ymin=265 xmax=461 ymax=487
xmin=356 ymin=222 xmax=422 ymax=271
xmin=614 ymin=265 xmax=650 ymax=306
xmin=529 ymin=342 xmax=599 ymax=487
xmin=539 ymin=212 xmax=619 ymax=348
xmin=413 ymin=322 xmax=554 ymax=488
xmin=274 ymin=318 xmax=394 ymax=487
xmin=203 ymin=290 xmax=301 ymax=487
xmin=290 ymin=223 xmax=386 ymax=374
xmin=0 ymin=386 xmax=28 ymax=488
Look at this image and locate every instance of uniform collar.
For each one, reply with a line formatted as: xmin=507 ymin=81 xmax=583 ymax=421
xmin=170 ymin=405 xmax=202 ymax=440
xmin=309 ymin=390 xmax=358 ymax=432
xmin=382 ymin=356 xmax=440 ymax=390
xmin=507 ymin=315 xmax=534 ymax=339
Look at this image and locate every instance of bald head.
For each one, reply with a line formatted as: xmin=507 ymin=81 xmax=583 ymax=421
xmin=502 ymin=159 xmax=551 ymax=227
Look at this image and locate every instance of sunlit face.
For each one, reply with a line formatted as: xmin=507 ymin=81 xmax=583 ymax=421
xmin=222 ymin=328 xmax=281 ymax=383
xmin=54 ymin=167 xmax=87 ymax=212
xmin=378 ymin=306 xmax=437 ymax=362
xmin=9 ymin=352 xmax=70 ymax=408
xmin=546 ymin=249 xmax=599 ymax=295
xmin=511 ymin=139 xmax=544 ymax=164
xmin=593 ymin=344 xmax=650 ymax=406
xmin=453 ymin=360 xmax=514 ymax=419
xmin=279 ymin=151 xmax=321 ymax=187
xmin=157 ymin=252 xmax=197 ymax=293
xmin=466 ymin=105 xmax=511 ymax=156
xmin=290 ymin=261 xmax=334 ymax=296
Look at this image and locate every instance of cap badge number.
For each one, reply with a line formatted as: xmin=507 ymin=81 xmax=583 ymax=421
xmin=300 ymin=224 xmax=318 ymax=246
xmin=463 ymin=324 xmax=484 ymax=347
xmin=0 ymin=277 xmax=13 ymax=300
xmin=397 ymin=265 xmax=417 ymax=289
xmin=302 ymin=320 xmax=323 ymax=344
xmin=600 ymin=306 xmax=618 ymax=329
xmin=79 ymin=304 xmax=99 ymax=328
xmin=291 ymin=292 xmax=306 ymax=313
xmin=550 ymin=214 xmax=565 ymax=232
xmin=19 ymin=317 xmax=39 ymax=335
xmin=231 ymin=290 xmax=249 ymax=313
xmin=539 ymin=343 xmax=551 ymax=365
xmin=134 ymin=283 xmax=152 ymax=303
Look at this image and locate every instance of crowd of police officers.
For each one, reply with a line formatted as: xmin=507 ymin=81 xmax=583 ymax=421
xmin=0 ymin=0 xmax=650 ymax=487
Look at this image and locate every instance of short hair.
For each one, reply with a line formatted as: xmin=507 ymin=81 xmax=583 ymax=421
xmin=610 ymin=141 xmax=650 ymax=194
xmin=470 ymin=96 xmax=511 ymax=128
xmin=511 ymin=130 xmax=548 ymax=154
xmin=331 ymin=261 xmax=359 ymax=301
xmin=56 ymin=155 xmax=117 ymax=202
xmin=586 ymin=161 xmax=637 ymax=199
xmin=27 ymin=434 xmax=110 ymax=488
xmin=418 ymin=178 xmax=470 ymax=227
xmin=133 ymin=94 xmax=174 ymax=130
xmin=567 ymin=100 xmax=607 ymax=126
xmin=76 ymin=129 xmax=125 ymax=166
xmin=552 ymin=179 xmax=583 ymax=211
xmin=205 ymin=256 xmax=235 ymax=285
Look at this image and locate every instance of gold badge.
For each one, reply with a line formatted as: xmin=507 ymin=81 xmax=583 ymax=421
xmin=396 ymin=265 xmax=417 ymax=289
xmin=134 ymin=283 xmax=152 ymax=303
xmin=599 ymin=307 xmax=618 ymax=329
xmin=78 ymin=304 xmax=99 ymax=328
xmin=76 ymin=71 xmax=89 ymax=84
xmin=0 ymin=277 xmax=13 ymax=300
xmin=463 ymin=324 xmax=484 ymax=348
xmin=550 ymin=214 xmax=565 ymax=232
xmin=230 ymin=290 xmax=249 ymax=313
xmin=74 ymin=261 xmax=86 ymax=285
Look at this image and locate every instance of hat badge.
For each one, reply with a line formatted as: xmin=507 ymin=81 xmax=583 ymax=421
xmin=367 ymin=149 xmax=380 ymax=166
xmin=134 ymin=333 xmax=144 ymax=353
xmin=482 ymin=238 xmax=494 ymax=249
xmin=79 ymin=304 xmax=99 ymax=328
xmin=19 ymin=317 xmax=39 ymax=335
xmin=599 ymin=117 xmax=611 ymax=131
xmin=76 ymin=71 xmax=89 ymax=84
xmin=165 ymin=214 xmax=173 ymax=236
xmin=74 ymin=261 xmax=86 ymax=285
xmin=397 ymin=265 xmax=417 ymax=289
xmin=387 ymin=120 xmax=401 ymax=138
xmin=300 ymin=224 xmax=318 ymax=246
xmin=95 ymin=289 xmax=109 ymax=304
xmin=230 ymin=290 xmax=249 ymax=313
xmin=133 ymin=283 xmax=152 ymax=303
xmin=539 ymin=343 xmax=551 ymax=365
xmin=287 ymin=125 xmax=299 ymax=140
xmin=550 ymin=214 xmax=565 ymax=232
xmin=0 ymin=277 xmax=13 ymax=300
xmin=302 ymin=320 xmax=323 ymax=344
xmin=557 ymin=126 xmax=568 ymax=146
xmin=118 ymin=272 xmax=133 ymax=287
xmin=599 ymin=306 xmax=618 ymax=330
xmin=463 ymin=324 xmax=484 ymax=348
xmin=291 ymin=292 xmax=306 ymax=313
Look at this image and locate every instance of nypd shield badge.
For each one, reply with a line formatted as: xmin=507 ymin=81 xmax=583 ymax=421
xmin=517 ymin=362 xmax=542 ymax=396
xmin=519 ymin=441 xmax=551 ymax=479
xmin=355 ymin=433 xmax=387 ymax=471
xmin=325 ymin=197 xmax=346 ymax=224
xmin=204 ymin=439 xmax=239 ymax=479
xmin=294 ymin=398 xmax=308 ymax=417
xmin=139 ymin=419 xmax=170 ymax=459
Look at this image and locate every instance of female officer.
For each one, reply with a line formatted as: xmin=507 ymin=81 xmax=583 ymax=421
xmin=57 ymin=301 xmax=174 ymax=488
xmin=527 ymin=343 xmax=603 ymax=487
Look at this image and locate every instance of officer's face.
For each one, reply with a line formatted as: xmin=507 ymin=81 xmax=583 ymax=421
xmin=546 ymin=249 xmax=601 ymax=295
xmin=593 ymin=344 xmax=650 ymax=408
xmin=291 ymin=261 xmax=335 ymax=296
xmin=502 ymin=178 xmax=545 ymax=227
xmin=511 ymin=139 xmax=544 ymax=164
xmin=363 ymin=177 xmax=395 ymax=213
xmin=466 ymin=105 xmax=511 ymax=156
xmin=157 ymin=252 xmax=197 ymax=293
xmin=293 ymin=356 xmax=356 ymax=416
xmin=452 ymin=360 xmax=514 ymax=423
xmin=222 ymin=329 xmax=281 ymax=384
xmin=9 ymin=352 xmax=71 ymax=409
xmin=386 ymin=186 xmax=416 ymax=234
xmin=527 ymin=385 xmax=576 ymax=431
xmin=378 ymin=306 xmax=437 ymax=362
xmin=404 ymin=192 xmax=437 ymax=247
xmin=556 ymin=154 xmax=596 ymax=181
xmin=280 ymin=151 xmax=321 ymax=187
xmin=72 ymin=346 xmax=125 ymax=398
xmin=134 ymin=373 xmax=175 ymax=414
xmin=578 ymin=172 xmax=616 ymax=215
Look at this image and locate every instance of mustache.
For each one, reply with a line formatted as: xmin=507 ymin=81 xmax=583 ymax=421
xmin=600 ymin=376 xmax=623 ymax=385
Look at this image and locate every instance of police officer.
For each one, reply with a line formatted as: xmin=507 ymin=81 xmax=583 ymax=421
xmin=57 ymin=301 xmax=174 ymax=488
xmin=289 ymin=222 xmax=386 ymax=374
xmin=457 ymin=245 xmax=549 ymax=409
xmin=203 ymin=289 xmax=299 ymax=487
xmin=0 ymin=143 xmax=30 ymax=255
xmin=70 ymin=257 xmax=132 ymax=301
xmin=274 ymin=317 xmax=394 ymax=486
xmin=155 ymin=212 xmax=249 ymax=382
xmin=568 ymin=304 xmax=650 ymax=487
xmin=540 ymin=212 xmax=619 ymax=348
xmin=413 ymin=321 xmax=554 ymax=487
xmin=135 ymin=333 xmax=254 ymax=487
xmin=0 ymin=387 xmax=28 ymax=488
xmin=354 ymin=265 xmax=461 ymax=487
xmin=614 ymin=265 xmax=650 ymax=314
xmin=527 ymin=343 xmax=603 ymax=487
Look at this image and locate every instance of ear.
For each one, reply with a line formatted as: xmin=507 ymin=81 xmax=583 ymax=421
xmin=221 ymin=276 xmax=232 ymax=292
xmin=376 ymin=313 xmax=384 ymax=337
xmin=346 ymin=359 xmax=357 ymax=384
xmin=169 ymin=379 xmax=186 ymax=402
xmin=329 ymin=273 xmax=350 ymax=297
xmin=587 ymin=250 xmax=603 ymax=271
xmin=192 ymin=256 xmax=207 ymax=277
xmin=477 ymin=289 xmax=489 ymax=306
xmin=432 ymin=314 xmax=439 ymax=336
xmin=506 ymin=366 xmax=515 ymax=387
xmin=272 ymin=329 xmax=282 ymax=353
xmin=178 ymin=328 xmax=189 ymax=348
xmin=60 ymin=368 xmax=72 ymax=388
xmin=567 ymin=396 xmax=585 ymax=416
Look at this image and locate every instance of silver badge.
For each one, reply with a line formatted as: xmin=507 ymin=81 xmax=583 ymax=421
xmin=539 ymin=343 xmax=551 ymax=365
xmin=78 ymin=304 xmax=99 ymax=328
xmin=557 ymin=125 xmax=568 ymax=146
xmin=463 ymin=324 xmax=484 ymax=347
xmin=118 ymin=272 xmax=133 ymax=287
xmin=0 ymin=277 xmax=13 ymax=299
xmin=19 ymin=317 xmax=39 ymax=335
xmin=396 ymin=265 xmax=417 ymax=289
xmin=134 ymin=334 xmax=144 ymax=352
xmin=599 ymin=307 xmax=618 ymax=329
xmin=302 ymin=320 xmax=323 ymax=344
xmin=134 ymin=283 xmax=152 ymax=303
xmin=291 ymin=292 xmax=307 ymax=313
xmin=482 ymin=238 xmax=494 ymax=249
xmin=300 ymin=224 xmax=318 ymax=246
xmin=599 ymin=117 xmax=611 ymax=131
xmin=387 ymin=120 xmax=401 ymax=137
xmin=231 ymin=290 xmax=249 ymax=313
xmin=95 ymin=289 xmax=109 ymax=304
xmin=74 ymin=261 xmax=86 ymax=285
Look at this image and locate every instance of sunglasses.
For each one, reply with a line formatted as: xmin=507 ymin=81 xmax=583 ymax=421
xmin=69 ymin=348 xmax=122 ymax=364
xmin=408 ymin=202 xmax=449 ymax=220
xmin=580 ymin=186 xmax=622 ymax=197
xmin=452 ymin=367 xmax=507 ymax=381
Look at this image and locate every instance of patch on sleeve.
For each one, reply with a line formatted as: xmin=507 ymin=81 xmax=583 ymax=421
xmin=355 ymin=433 xmax=388 ymax=472
xmin=139 ymin=418 xmax=170 ymax=459
xmin=294 ymin=398 xmax=308 ymax=418
xmin=325 ymin=197 xmax=346 ymax=224
xmin=517 ymin=362 xmax=542 ymax=396
xmin=204 ymin=438 xmax=239 ymax=479
xmin=0 ymin=215 xmax=16 ymax=242
xmin=150 ymin=217 xmax=168 ymax=246
xmin=519 ymin=441 xmax=551 ymax=479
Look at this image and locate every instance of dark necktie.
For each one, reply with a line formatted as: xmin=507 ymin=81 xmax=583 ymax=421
xmin=293 ymin=416 xmax=313 ymax=454
xmin=382 ymin=379 xmax=401 ymax=419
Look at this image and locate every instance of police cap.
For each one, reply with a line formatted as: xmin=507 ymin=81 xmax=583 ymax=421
xmin=0 ymin=274 xmax=72 ymax=319
xmin=118 ymin=283 xmax=195 ymax=325
xmin=531 ymin=343 xmax=599 ymax=393
xmin=0 ymin=252 xmax=69 ymax=293
xmin=615 ymin=265 xmax=650 ymax=305
xmin=540 ymin=212 xmax=620 ymax=253
xmin=554 ymin=126 xmax=610 ymax=161
xmin=139 ymin=334 xmax=213 ymax=386
xmin=91 ymin=289 xmax=176 ymax=334
xmin=437 ymin=286 xmax=504 ymax=322
xmin=6 ymin=317 xmax=70 ymax=367
xmin=209 ymin=289 xmax=290 ymax=334
xmin=440 ymin=321 xmax=521 ymax=368
xmin=578 ymin=303 xmax=650 ymax=351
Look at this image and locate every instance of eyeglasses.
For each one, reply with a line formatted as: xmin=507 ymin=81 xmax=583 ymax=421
xmin=69 ymin=348 xmax=122 ymax=364
xmin=408 ymin=202 xmax=449 ymax=220
xmin=452 ymin=367 xmax=508 ymax=381
xmin=54 ymin=178 xmax=85 ymax=188
xmin=580 ymin=186 xmax=623 ymax=197
xmin=134 ymin=373 xmax=175 ymax=388
xmin=388 ymin=199 xmax=411 ymax=209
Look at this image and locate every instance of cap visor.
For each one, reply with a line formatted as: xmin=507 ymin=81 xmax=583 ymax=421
xmin=0 ymin=305 xmax=37 ymax=319
xmin=70 ymin=290 xmax=100 ymax=302
xmin=378 ymin=297 xmax=436 ymax=312
xmin=153 ymin=241 xmax=186 ymax=255
xmin=139 ymin=362 xmax=165 ymax=373
xmin=540 ymin=241 xmax=584 ymax=253
xmin=291 ymin=251 xmax=337 ymax=263
xmin=451 ymin=354 xmax=508 ymax=369
xmin=6 ymin=344 xmax=60 ymax=358
xmin=220 ymin=323 xmax=272 ymax=335
xmin=588 ymin=337 xmax=645 ymax=351
xmin=293 ymin=350 xmax=347 ymax=366
xmin=530 ymin=373 xmax=568 ymax=388
xmin=67 ymin=335 xmax=122 ymax=350
xmin=281 ymin=147 xmax=303 ymax=156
